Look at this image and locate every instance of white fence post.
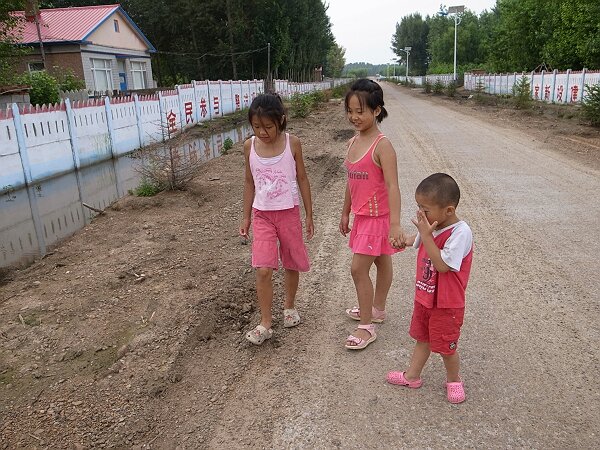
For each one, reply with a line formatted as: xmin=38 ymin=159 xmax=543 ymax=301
xmin=206 ymin=80 xmax=213 ymax=120
xmin=565 ymin=69 xmax=571 ymax=103
xmin=176 ymin=85 xmax=185 ymax=129
xmin=104 ymin=97 xmax=116 ymax=158
xmin=191 ymin=80 xmax=200 ymax=123
xmin=10 ymin=104 xmax=33 ymax=185
xmin=157 ymin=91 xmax=166 ymax=141
xmin=133 ymin=93 xmax=144 ymax=148
xmin=64 ymin=98 xmax=82 ymax=169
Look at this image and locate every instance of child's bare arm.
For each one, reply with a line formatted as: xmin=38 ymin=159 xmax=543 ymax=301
xmin=376 ymin=139 xmax=405 ymax=246
xmin=240 ymin=140 xmax=255 ymax=237
xmin=339 ymin=182 xmax=351 ymax=236
xmin=290 ymin=135 xmax=314 ymax=239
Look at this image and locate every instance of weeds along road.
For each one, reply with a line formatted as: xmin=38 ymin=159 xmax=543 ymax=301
xmin=205 ymin=83 xmax=599 ymax=449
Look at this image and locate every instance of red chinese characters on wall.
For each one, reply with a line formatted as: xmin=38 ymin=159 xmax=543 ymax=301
xmin=556 ymin=85 xmax=564 ymax=102
xmin=213 ymin=97 xmax=220 ymax=115
xmin=544 ymin=85 xmax=551 ymax=101
xmin=184 ymin=101 xmax=193 ymax=124
xmin=243 ymin=93 xmax=249 ymax=107
xmin=570 ymin=85 xmax=579 ymax=102
xmin=235 ymin=94 xmax=241 ymax=111
xmin=534 ymin=85 xmax=540 ymax=99
xmin=200 ymin=98 xmax=208 ymax=118
xmin=166 ymin=110 xmax=177 ymax=134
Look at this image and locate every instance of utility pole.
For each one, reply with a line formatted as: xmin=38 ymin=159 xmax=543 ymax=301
xmin=225 ymin=0 xmax=237 ymax=80
xmin=26 ymin=0 xmax=46 ymax=70
xmin=438 ymin=5 xmax=464 ymax=82
xmin=267 ymin=42 xmax=271 ymax=90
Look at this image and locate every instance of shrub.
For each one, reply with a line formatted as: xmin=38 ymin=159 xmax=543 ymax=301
xmin=581 ymin=83 xmax=600 ymax=127
xmin=512 ymin=76 xmax=532 ymax=109
xmin=221 ymin=137 xmax=233 ymax=154
xmin=474 ymin=79 xmax=486 ymax=100
xmin=133 ymin=178 xmax=162 ymax=197
xmin=19 ymin=71 xmax=60 ymax=105
xmin=433 ymin=80 xmax=445 ymax=95
xmin=58 ymin=70 xmax=86 ymax=91
xmin=446 ymin=82 xmax=457 ymax=97
xmin=423 ymin=80 xmax=432 ymax=94
xmin=291 ymin=92 xmax=322 ymax=117
xmin=331 ymin=82 xmax=351 ymax=99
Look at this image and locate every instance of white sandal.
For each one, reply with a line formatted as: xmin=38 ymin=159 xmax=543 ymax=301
xmin=283 ymin=308 xmax=301 ymax=328
xmin=245 ymin=325 xmax=273 ymax=345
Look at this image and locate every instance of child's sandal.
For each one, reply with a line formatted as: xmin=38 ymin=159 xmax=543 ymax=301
xmin=446 ymin=381 xmax=466 ymax=404
xmin=345 ymin=306 xmax=386 ymax=323
xmin=283 ymin=308 xmax=301 ymax=328
xmin=386 ymin=371 xmax=423 ymax=388
xmin=245 ymin=325 xmax=273 ymax=345
xmin=345 ymin=323 xmax=376 ymax=350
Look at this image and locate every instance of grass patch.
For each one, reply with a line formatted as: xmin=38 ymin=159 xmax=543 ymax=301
xmin=132 ymin=178 xmax=163 ymax=197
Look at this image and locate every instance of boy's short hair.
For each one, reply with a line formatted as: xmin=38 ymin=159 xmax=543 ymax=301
xmin=416 ymin=173 xmax=460 ymax=207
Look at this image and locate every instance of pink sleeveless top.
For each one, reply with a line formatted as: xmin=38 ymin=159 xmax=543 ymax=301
xmin=344 ymin=133 xmax=389 ymax=217
xmin=249 ymin=133 xmax=298 ymax=211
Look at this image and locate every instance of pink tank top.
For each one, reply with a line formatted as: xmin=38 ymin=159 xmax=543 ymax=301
xmin=249 ymin=133 xmax=298 ymax=211
xmin=344 ymin=133 xmax=389 ymax=216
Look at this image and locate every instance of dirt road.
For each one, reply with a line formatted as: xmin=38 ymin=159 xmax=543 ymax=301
xmin=1 ymin=83 xmax=599 ymax=449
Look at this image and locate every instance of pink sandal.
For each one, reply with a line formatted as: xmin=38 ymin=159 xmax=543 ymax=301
xmin=386 ymin=371 xmax=423 ymax=388
xmin=345 ymin=324 xmax=376 ymax=350
xmin=446 ymin=381 xmax=466 ymax=403
xmin=345 ymin=306 xmax=386 ymax=323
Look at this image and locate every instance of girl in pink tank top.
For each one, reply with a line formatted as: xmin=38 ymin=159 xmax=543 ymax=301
xmin=340 ymin=79 xmax=407 ymax=350
xmin=240 ymin=93 xmax=314 ymax=345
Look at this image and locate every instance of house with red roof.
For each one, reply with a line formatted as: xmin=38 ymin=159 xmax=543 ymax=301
xmin=10 ymin=3 xmax=156 ymax=93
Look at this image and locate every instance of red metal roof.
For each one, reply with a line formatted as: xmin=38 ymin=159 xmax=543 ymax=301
xmin=10 ymin=4 xmax=120 ymax=44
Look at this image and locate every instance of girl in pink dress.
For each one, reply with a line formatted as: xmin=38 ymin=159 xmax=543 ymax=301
xmin=339 ymin=79 xmax=406 ymax=350
xmin=240 ymin=93 xmax=314 ymax=345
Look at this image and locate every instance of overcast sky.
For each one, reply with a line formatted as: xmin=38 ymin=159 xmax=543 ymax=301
xmin=326 ymin=0 xmax=497 ymax=64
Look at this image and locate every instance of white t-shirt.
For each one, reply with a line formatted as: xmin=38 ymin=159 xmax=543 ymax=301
xmin=413 ymin=220 xmax=473 ymax=271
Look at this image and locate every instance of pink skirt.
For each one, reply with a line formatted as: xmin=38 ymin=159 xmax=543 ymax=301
xmin=348 ymin=213 xmax=403 ymax=256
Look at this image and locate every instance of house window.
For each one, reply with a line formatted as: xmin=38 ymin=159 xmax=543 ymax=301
xmin=114 ymin=20 xmax=120 ymax=32
xmin=28 ymin=62 xmax=45 ymax=73
xmin=130 ymin=61 xmax=147 ymax=90
xmin=91 ymin=58 xmax=113 ymax=92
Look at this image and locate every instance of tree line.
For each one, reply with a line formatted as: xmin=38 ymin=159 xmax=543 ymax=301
xmin=391 ymin=0 xmax=600 ymax=76
xmin=1 ymin=0 xmax=346 ymax=86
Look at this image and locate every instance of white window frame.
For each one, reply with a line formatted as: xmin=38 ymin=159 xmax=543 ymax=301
xmin=91 ymin=58 xmax=113 ymax=92
xmin=130 ymin=61 xmax=147 ymax=90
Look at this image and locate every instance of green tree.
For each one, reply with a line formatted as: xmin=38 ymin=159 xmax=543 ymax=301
xmin=488 ymin=0 xmax=553 ymax=72
xmin=0 ymin=0 xmax=27 ymax=84
xmin=545 ymin=0 xmax=600 ymax=70
xmin=325 ymin=42 xmax=345 ymax=77
xmin=391 ymin=13 xmax=429 ymax=75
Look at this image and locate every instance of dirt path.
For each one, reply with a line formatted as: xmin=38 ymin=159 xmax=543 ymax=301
xmin=1 ymin=83 xmax=599 ymax=449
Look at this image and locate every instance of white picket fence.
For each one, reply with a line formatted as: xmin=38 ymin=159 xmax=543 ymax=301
xmin=388 ymin=74 xmax=455 ymax=87
xmin=1 ymin=78 xmax=344 ymax=190
xmin=464 ymin=69 xmax=600 ymax=103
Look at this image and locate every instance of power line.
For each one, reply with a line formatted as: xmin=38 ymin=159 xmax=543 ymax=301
xmin=154 ymin=45 xmax=270 ymax=59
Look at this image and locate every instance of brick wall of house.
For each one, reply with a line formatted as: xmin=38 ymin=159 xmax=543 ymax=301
xmin=14 ymin=52 xmax=85 ymax=81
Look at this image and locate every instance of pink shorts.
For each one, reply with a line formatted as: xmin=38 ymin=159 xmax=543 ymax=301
xmin=409 ymin=301 xmax=464 ymax=355
xmin=251 ymin=206 xmax=310 ymax=272
xmin=348 ymin=213 xmax=403 ymax=256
